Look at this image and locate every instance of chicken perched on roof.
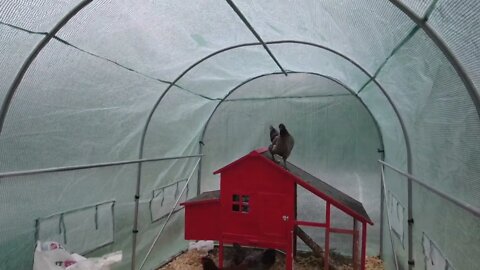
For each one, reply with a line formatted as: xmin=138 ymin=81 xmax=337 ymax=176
xmin=269 ymin=123 xmax=294 ymax=169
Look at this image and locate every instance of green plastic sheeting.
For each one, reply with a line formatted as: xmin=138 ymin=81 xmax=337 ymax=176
xmin=0 ymin=0 xmax=479 ymax=270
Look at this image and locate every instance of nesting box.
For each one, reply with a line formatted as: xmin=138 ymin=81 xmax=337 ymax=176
xmin=181 ymin=148 xmax=373 ymax=270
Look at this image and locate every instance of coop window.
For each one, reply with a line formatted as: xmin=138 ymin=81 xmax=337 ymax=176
xmin=232 ymin=194 xmax=250 ymax=213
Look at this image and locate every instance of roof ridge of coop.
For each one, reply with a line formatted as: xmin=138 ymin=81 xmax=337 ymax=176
xmin=182 ymin=148 xmax=373 ymax=270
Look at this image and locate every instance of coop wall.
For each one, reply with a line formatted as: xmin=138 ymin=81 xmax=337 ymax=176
xmin=184 ymin=201 xmax=221 ymax=241
xmin=219 ymin=157 xmax=295 ymax=248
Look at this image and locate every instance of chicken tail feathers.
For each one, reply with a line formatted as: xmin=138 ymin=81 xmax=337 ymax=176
xmin=201 ymin=257 xmax=219 ymax=270
xmin=261 ymin=249 xmax=277 ymax=267
xmin=269 ymin=125 xmax=279 ymax=142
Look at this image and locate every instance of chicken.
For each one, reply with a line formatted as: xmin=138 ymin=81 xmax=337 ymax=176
xmin=268 ymin=123 xmax=294 ymax=169
xmin=269 ymin=125 xmax=278 ymax=143
xmin=244 ymin=248 xmax=276 ymax=269
xmin=232 ymin=243 xmax=247 ymax=266
xmin=201 ymin=257 xmax=247 ymax=270
xmin=201 ymin=248 xmax=276 ymax=270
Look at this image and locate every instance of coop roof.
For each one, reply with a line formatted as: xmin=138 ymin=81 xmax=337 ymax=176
xmin=181 ymin=190 xmax=220 ymax=205
xmin=215 ymin=148 xmax=373 ymax=224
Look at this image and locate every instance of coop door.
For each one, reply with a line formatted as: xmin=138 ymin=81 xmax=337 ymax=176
xmin=259 ymin=193 xmax=289 ymax=241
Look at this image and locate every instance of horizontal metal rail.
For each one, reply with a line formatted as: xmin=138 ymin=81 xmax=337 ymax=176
xmin=152 ymin=178 xmax=188 ymax=192
xmin=379 ymin=160 xmax=480 ymax=218
xmin=36 ymin=200 xmax=115 ymax=221
xmin=0 ymin=154 xmax=203 ymax=179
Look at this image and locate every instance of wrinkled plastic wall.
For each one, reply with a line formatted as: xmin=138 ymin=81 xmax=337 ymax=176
xmin=0 ymin=0 xmax=479 ymax=269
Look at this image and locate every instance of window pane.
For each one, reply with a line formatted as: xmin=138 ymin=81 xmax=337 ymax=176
xmin=232 ymin=205 xmax=240 ymax=212
xmin=233 ymin=194 xmax=240 ymax=202
xmin=241 ymin=205 xmax=249 ymax=213
xmin=242 ymin=195 xmax=250 ymax=203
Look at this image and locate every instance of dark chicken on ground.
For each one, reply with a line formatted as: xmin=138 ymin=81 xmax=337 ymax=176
xmin=201 ymin=247 xmax=276 ymax=270
xmin=269 ymin=123 xmax=294 ymax=169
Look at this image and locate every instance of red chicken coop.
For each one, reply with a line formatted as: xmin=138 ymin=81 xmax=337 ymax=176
xmin=181 ymin=148 xmax=373 ymax=270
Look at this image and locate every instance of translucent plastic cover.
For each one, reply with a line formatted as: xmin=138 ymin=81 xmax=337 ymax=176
xmin=0 ymin=0 xmax=479 ymax=269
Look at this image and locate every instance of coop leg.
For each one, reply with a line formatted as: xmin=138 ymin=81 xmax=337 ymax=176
xmin=361 ymin=223 xmax=367 ymax=270
xmin=353 ymin=220 xmax=360 ymax=270
xmin=324 ymin=203 xmax=331 ymax=270
xmin=286 ymin=228 xmax=294 ymax=270
xmin=219 ymin=241 xmax=224 ymax=268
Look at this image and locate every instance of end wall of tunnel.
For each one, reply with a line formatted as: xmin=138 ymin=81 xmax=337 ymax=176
xmin=200 ymin=73 xmax=383 ymax=255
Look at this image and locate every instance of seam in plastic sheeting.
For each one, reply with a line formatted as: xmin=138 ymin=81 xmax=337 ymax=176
xmin=0 ymin=20 xmax=50 ymax=35
xmin=139 ymin=40 xmax=407 ymax=165
xmin=357 ymin=25 xmax=420 ymax=94
xmin=0 ymin=0 xmax=94 ymax=136
xmin=358 ymin=0 xmax=440 ymax=95
xmin=388 ymin=0 xmax=480 ymax=119
xmin=0 ymin=20 xmax=199 ymax=98
xmin=224 ymin=93 xmax=352 ymax=102
xmin=225 ymin=0 xmax=288 ymax=76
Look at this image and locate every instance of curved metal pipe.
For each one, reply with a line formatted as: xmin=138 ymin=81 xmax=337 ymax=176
xmin=388 ymin=0 xmax=480 ymax=119
xmin=134 ymin=44 xmax=412 ymax=267
xmin=196 ymin=71 xmax=386 ymax=194
xmin=0 ymin=0 xmax=93 ymax=135
xmin=385 ymin=1 xmax=480 ymax=266
xmin=138 ymin=40 xmax=410 ymax=165
xmin=136 ymin=40 xmax=411 ymax=188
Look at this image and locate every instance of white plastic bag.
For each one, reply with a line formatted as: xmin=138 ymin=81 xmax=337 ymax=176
xmin=33 ymin=241 xmax=76 ymax=270
xmin=33 ymin=241 xmax=122 ymax=270
xmin=188 ymin=240 xmax=214 ymax=255
xmin=68 ymin=251 xmax=123 ymax=270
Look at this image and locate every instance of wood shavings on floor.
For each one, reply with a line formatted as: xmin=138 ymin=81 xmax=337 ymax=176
xmin=158 ymin=248 xmax=384 ymax=270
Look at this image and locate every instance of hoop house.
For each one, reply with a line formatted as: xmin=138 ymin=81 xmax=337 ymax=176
xmin=0 ymin=1 xmax=479 ymax=270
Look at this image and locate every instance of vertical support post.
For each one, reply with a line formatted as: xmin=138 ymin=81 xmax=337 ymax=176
xmin=196 ymin=141 xmax=204 ymax=196
xmin=407 ymin=177 xmax=414 ymax=269
xmin=379 ymin=163 xmax=385 ymax=258
xmin=218 ymin=241 xmax=224 ymax=268
xmin=286 ymin=227 xmax=294 ymax=270
xmin=361 ymin=222 xmax=367 ymax=270
xmin=324 ymin=202 xmax=331 ymax=270
xmin=293 ymin=183 xmax=298 ymax=259
xmin=353 ymin=219 xmax=360 ymax=270
xmin=131 ymin=165 xmax=142 ymax=270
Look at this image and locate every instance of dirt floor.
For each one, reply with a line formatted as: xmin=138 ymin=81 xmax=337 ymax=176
xmin=158 ymin=247 xmax=384 ymax=270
